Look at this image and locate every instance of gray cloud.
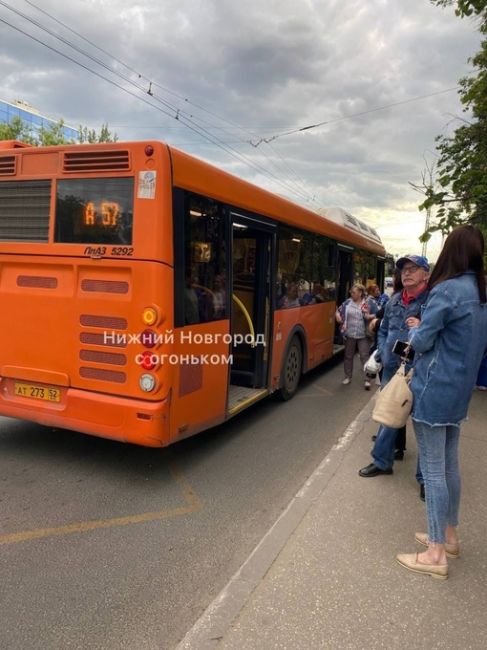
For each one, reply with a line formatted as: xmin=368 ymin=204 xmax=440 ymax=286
xmin=0 ymin=0 xmax=482 ymax=259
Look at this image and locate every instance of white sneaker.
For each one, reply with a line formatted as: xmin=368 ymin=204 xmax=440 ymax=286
xmin=342 ymin=377 xmax=351 ymax=385
xmin=364 ymin=380 xmax=371 ymax=390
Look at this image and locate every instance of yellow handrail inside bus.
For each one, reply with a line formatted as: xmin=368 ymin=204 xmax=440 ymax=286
xmin=232 ymin=294 xmax=256 ymax=347
xmin=192 ymin=283 xmax=215 ymax=299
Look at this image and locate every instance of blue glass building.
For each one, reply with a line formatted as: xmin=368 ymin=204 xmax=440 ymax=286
xmin=0 ymin=98 xmax=79 ymax=141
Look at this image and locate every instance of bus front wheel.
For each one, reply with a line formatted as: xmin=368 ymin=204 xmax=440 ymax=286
xmin=278 ymin=335 xmax=302 ymax=401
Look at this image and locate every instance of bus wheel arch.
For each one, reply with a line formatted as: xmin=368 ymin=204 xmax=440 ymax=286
xmin=277 ymin=327 xmax=307 ymax=401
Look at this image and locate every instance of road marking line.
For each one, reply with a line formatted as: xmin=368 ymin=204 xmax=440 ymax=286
xmin=0 ymin=459 xmax=202 ymax=546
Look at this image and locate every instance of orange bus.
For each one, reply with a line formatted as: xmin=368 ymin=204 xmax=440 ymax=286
xmin=0 ymin=139 xmax=386 ymax=447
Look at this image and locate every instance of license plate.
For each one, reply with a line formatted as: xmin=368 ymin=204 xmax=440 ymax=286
xmin=14 ymin=382 xmax=61 ymax=403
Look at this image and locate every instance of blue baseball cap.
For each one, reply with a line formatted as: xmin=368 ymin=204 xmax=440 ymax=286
xmin=396 ymin=255 xmax=430 ymax=272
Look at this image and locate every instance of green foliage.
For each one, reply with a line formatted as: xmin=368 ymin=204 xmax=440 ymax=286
xmin=0 ymin=117 xmax=118 ymax=146
xmin=78 ymin=123 xmax=118 ymax=143
xmin=431 ymin=1 xmax=487 ymax=22
xmin=419 ymin=2 xmax=487 ymax=238
xmin=38 ymin=120 xmax=75 ymax=146
xmin=0 ymin=115 xmax=37 ymax=145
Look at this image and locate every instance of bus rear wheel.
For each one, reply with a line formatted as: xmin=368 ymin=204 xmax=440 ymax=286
xmin=278 ymin=335 xmax=302 ymax=401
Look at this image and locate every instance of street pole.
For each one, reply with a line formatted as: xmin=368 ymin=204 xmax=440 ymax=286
xmin=422 ymin=205 xmax=431 ymax=257
xmin=421 ymin=161 xmax=434 ymax=258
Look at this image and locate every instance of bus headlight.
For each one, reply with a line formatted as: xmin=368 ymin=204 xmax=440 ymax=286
xmin=139 ymin=373 xmax=156 ymax=392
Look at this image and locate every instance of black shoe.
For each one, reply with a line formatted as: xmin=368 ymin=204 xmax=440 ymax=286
xmin=371 ymin=435 xmax=377 ymax=441
xmin=420 ymin=484 xmax=425 ymax=501
xmin=394 ymin=449 xmax=404 ymax=461
xmin=359 ymin=463 xmax=393 ymax=477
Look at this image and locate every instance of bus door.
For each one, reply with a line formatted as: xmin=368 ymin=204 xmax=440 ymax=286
xmin=337 ymin=245 xmax=354 ymax=306
xmin=335 ymin=245 xmax=354 ymax=344
xmin=228 ymin=215 xmax=275 ymax=412
xmin=376 ymin=256 xmax=386 ymax=291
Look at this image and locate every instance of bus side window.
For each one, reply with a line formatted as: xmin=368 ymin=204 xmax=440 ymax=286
xmin=182 ymin=193 xmax=228 ymax=324
xmin=312 ymin=237 xmax=336 ymax=302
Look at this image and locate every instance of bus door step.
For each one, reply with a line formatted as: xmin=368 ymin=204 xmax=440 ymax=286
xmin=230 ymin=369 xmax=255 ymax=388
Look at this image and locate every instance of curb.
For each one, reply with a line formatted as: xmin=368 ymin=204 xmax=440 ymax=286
xmin=175 ymin=398 xmax=375 ymax=649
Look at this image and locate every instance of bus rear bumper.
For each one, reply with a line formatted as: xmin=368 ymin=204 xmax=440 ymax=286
xmin=0 ymin=378 xmax=171 ymax=447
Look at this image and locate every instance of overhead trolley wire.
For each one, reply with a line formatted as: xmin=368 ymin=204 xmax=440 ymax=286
xmin=17 ymin=0 xmax=318 ymax=204
xmin=1 ymin=0 xmax=196 ymax=120
xmin=22 ymin=0 xmax=250 ymax=129
xmin=9 ymin=2 xmax=455 ymax=206
xmin=19 ymin=0 xmax=319 ymax=203
xmin=249 ymin=87 xmax=460 ymax=147
xmin=0 ymin=14 xmax=317 ymax=204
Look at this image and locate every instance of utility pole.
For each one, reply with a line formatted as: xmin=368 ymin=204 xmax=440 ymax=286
xmin=422 ymin=162 xmax=435 ymax=258
xmin=422 ymin=204 xmax=431 ymax=257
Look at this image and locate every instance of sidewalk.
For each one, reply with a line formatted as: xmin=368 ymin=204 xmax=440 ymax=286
xmin=178 ymin=390 xmax=487 ymax=650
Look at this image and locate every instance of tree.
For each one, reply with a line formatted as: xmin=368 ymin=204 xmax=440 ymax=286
xmin=38 ymin=120 xmax=75 ymax=146
xmin=0 ymin=115 xmax=37 ymax=145
xmin=431 ymin=0 xmax=487 ymax=18
xmin=0 ymin=117 xmax=118 ymax=146
xmin=78 ymin=123 xmax=118 ymax=144
xmin=418 ymin=1 xmax=487 ymax=242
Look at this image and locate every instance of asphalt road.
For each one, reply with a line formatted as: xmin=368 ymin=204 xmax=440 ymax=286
xmin=0 ymin=356 xmax=376 ymax=650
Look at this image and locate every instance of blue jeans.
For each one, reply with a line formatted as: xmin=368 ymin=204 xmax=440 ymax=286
xmin=416 ymin=458 xmax=424 ymax=486
xmin=372 ymin=424 xmax=397 ymax=470
xmin=372 ymin=425 xmax=424 ymax=484
xmin=414 ymin=421 xmax=461 ymax=544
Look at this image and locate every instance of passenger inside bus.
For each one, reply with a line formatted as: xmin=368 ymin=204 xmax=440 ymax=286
xmin=211 ymin=274 xmax=226 ymax=320
xmin=278 ymin=282 xmax=300 ymax=309
xmin=301 ymin=281 xmax=326 ymax=305
xmin=184 ymin=271 xmax=200 ymax=324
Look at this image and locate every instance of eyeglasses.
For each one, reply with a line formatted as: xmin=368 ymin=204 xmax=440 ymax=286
xmin=401 ymin=265 xmax=421 ymax=274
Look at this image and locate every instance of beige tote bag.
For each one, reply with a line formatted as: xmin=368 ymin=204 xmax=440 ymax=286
xmin=372 ymin=363 xmax=413 ymax=428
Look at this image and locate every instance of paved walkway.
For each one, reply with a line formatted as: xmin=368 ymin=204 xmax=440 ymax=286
xmin=178 ymin=390 xmax=487 ymax=650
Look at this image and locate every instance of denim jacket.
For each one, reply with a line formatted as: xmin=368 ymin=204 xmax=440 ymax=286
xmin=377 ymin=288 xmax=429 ymax=384
xmin=410 ymin=272 xmax=487 ymax=427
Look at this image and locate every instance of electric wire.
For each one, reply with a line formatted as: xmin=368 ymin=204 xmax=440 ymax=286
xmin=0 ymin=15 xmax=317 ymax=204
xmin=18 ymin=0 xmax=317 ymax=202
xmin=21 ymin=0 xmax=455 ymax=203
xmin=5 ymin=0 xmax=317 ymax=204
xmin=6 ymin=3 xmax=460 ymax=208
xmin=22 ymin=0 xmax=256 ymax=129
xmin=250 ymin=87 xmax=460 ymax=146
xmin=1 ymin=1 xmax=196 ymax=120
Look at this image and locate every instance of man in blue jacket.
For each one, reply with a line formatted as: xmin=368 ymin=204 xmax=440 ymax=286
xmin=359 ymin=255 xmax=430 ymax=483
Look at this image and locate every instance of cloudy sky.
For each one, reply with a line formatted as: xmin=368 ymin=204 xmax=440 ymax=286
xmin=0 ymin=0 xmax=482 ymax=260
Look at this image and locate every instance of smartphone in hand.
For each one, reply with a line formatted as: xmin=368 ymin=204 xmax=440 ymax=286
xmin=392 ymin=339 xmax=415 ymax=362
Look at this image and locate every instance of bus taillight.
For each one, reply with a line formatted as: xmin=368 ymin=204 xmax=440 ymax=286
xmin=140 ymin=351 xmax=158 ymax=371
xmin=141 ymin=329 xmax=157 ymax=348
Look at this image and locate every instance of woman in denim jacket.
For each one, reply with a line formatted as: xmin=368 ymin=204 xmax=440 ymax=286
xmin=396 ymin=225 xmax=487 ymax=580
